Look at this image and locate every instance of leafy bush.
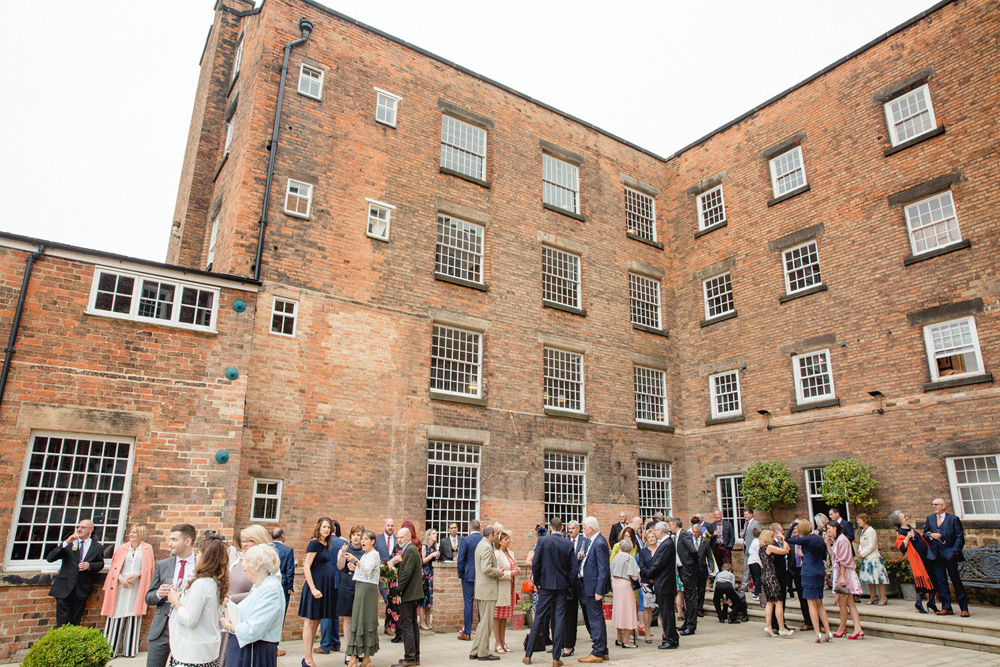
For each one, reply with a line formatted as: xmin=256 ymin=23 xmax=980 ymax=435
xmin=22 ymin=625 xmax=111 ymax=667
xmin=741 ymin=461 xmax=799 ymax=512
xmin=884 ymin=557 xmax=913 ymax=584
xmin=821 ymin=458 xmax=879 ymax=509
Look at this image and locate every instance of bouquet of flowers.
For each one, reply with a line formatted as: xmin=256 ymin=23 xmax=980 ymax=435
xmin=379 ymin=564 xmax=397 ymax=584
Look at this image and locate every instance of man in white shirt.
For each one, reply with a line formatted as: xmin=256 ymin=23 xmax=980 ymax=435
xmin=440 ymin=522 xmax=460 ymax=561
xmin=46 ymin=518 xmax=105 ymax=627
xmin=145 ymin=523 xmax=197 ymax=667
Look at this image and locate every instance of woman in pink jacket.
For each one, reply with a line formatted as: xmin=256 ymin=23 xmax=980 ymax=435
xmin=101 ymin=524 xmax=155 ymax=657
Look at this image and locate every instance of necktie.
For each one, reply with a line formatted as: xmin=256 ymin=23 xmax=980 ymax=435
xmin=178 ymin=558 xmax=187 ymax=587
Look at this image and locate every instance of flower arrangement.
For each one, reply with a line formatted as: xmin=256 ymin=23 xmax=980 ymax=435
xmin=740 ymin=461 xmax=799 ymax=512
xmin=519 ymin=599 xmax=534 ymax=613
xmin=379 ymin=564 xmax=397 ymax=583
xmin=821 ymin=458 xmax=879 ymax=509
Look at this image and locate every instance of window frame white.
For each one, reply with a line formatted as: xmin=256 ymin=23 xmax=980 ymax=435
xmin=904 ymin=190 xmax=962 ymax=257
xmin=87 ymin=267 xmax=220 ymax=333
xmin=782 ymin=240 xmax=822 ymax=295
xmin=430 ymin=324 xmax=483 ymax=398
xmin=249 ymin=478 xmax=283 ymax=522
xmin=425 ymin=441 xmax=482 ymax=535
xmin=709 ymin=369 xmax=742 ymax=419
xmin=231 ymin=35 xmax=244 ymax=84
xmin=206 ymin=215 xmax=220 ymax=268
xmin=223 ymin=121 xmax=234 ymax=158
xmin=542 ymin=246 xmax=582 ymax=310
xmin=946 ymin=454 xmax=1000 ymax=520
xmin=297 ymin=64 xmax=324 ymax=100
xmin=365 ymin=198 xmax=394 ymax=241
xmin=284 ymin=179 xmax=313 ymax=219
xmin=923 ymin=316 xmax=984 ymax=382
xmin=885 ymin=84 xmax=937 ymax=147
xmin=544 ymin=347 xmax=585 ymax=413
xmin=543 ymin=451 xmax=587 ymax=525
xmin=717 ymin=474 xmax=747 ymax=541
xmin=769 ymin=146 xmax=807 ymax=197
xmin=374 ymin=88 xmax=401 ymax=127
xmin=637 ymin=460 xmax=672 ymax=519
xmin=270 ymin=297 xmax=298 ymax=337
xmin=629 ymin=273 xmax=661 ymax=330
xmin=792 ymin=348 xmax=836 ymax=404
xmin=697 ymin=185 xmax=726 ymax=230
xmin=440 ymin=115 xmax=487 ymax=181
xmin=435 ymin=214 xmax=485 ymax=285
xmin=542 ymin=154 xmax=580 ymax=214
xmin=804 ymin=467 xmax=850 ymax=523
xmin=624 ymin=187 xmax=657 ymax=242
xmin=703 ymin=272 xmax=735 ymax=319
xmin=634 ymin=365 xmax=668 ymax=424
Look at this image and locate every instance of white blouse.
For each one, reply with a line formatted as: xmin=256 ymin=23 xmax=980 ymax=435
xmin=858 ymin=525 xmax=881 ymax=560
xmin=168 ymin=577 xmax=222 ymax=663
xmin=352 ymin=550 xmax=381 ymax=585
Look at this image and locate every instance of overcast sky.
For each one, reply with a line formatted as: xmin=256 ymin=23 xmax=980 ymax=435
xmin=0 ymin=0 xmax=935 ymax=262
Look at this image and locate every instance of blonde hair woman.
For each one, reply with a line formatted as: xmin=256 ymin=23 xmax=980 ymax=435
xmin=492 ymin=528 xmax=520 ymax=653
xmin=757 ymin=529 xmax=793 ymax=637
xmin=101 ymin=524 xmax=155 ymax=657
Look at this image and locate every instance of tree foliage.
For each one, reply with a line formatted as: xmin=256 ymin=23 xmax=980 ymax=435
xmin=741 ymin=461 xmax=799 ymax=512
xmin=821 ymin=458 xmax=879 ymax=509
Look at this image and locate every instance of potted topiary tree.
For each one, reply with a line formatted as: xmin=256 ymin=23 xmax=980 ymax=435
xmin=821 ymin=458 xmax=879 ymax=510
xmin=22 ymin=625 xmax=111 ymax=667
xmin=741 ymin=461 xmax=799 ymax=515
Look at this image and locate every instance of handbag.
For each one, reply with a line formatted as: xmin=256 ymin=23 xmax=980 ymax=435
xmin=833 ymin=582 xmax=851 ymax=595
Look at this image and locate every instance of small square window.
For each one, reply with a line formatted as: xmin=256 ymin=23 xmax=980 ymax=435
xmin=270 ymin=298 xmax=297 ymax=337
xmin=946 ymin=455 xmax=1000 ymax=520
xmin=923 ymin=317 xmax=984 ymax=382
xmin=435 ymin=214 xmax=484 ymax=284
xmin=365 ymin=199 xmax=394 ymax=241
xmin=634 ymin=366 xmax=668 ymax=424
xmin=905 ymin=191 xmax=962 ymax=256
xmin=885 ymin=84 xmax=937 ymax=146
xmin=542 ymin=246 xmax=581 ymax=310
xmin=544 ymin=347 xmax=584 ymax=413
xmin=543 ymin=154 xmax=579 ymax=214
xmin=782 ymin=240 xmax=822 ymax=295
xmin=298 ymin=64 xmax=324 ymax=100
xmin=375 ymin=89 xmax=401 ymax=127
xmin=703 ymin=272 xmax=735 ymax=319
xmin=284 ymin=179 xmax=313 ymax=218
xmin=710 ymin=370 xmax=741 ymax=418
xmin=629 ymin=273 xmax=661 ymax=330
xmin=770 ymin=146 xmax=807 ymax=197
xmin=792 ymin=349 xmax=835 ymax=404
xmin=697 ymin=186 xmax=726 ymax=230
xmin=441 ymin=116 xmax=487 ymax=181
xmin=625 ymin=187 xmax=656 ymax=241
xmin=250 ymin=478 xmax=282 ymax=521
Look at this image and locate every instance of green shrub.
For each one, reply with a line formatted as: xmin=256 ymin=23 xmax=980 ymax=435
xmin=741 ymin=461 xmax=799 ymax=512
xmin=884 ymin=557 xmax=914 ymax=584
xmin=821 ymin=458 xmax=879 ymax=509
xmin=22 ymin=625 xmax=111 ymax=667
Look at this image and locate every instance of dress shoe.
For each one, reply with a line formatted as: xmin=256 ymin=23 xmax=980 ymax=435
xmin=316 ymin=648 xmax=331 ymax=655
xmin=799 ymin=625 xmax=813 ymax=631
xmin=961 ymin=610 xmax=971 ymax=617
xmin=728 ymin=619 xmax=740 ymax=624
xmin=936 ymin=609 xmax=954 ymax=616
xmin=562 ymin=649 xmax=574 ymax=657
xmin=523 ymin=658 xmax=532 ymax=665
xmin=385 ymin=628 xmax=395 ymax=635
xmin=657 ymin=642 xmax=678 ymax=650
xmin=479 ymin=656 xmax=501 ymax=661
xmin=679 ymin=629 xmax=695 ymax=636
xmin=458 ymin=634 xmax=472 ymax=641
xmin=277 ymin=650 xmax=286 ymax=657
xmin=470 ymin=656 xmax=479 ymax=661
xmin=578 ymin=655 xmax=603 ymax=663
xmin=553 ymin=661 xmax=564 ymax=667
xmin=697 ymin=610 xmax=705 ymax=617
xmin=391 ymin=636 xmax=402 ymax=643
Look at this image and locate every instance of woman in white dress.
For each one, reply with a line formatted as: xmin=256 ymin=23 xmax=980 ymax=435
xmin=101 ymin=525 xmax=155 ymax=657
xmin=857 ymin=513 xmax=889 ymax=605
xmin=168 ymin=538 xmax=229 ymax=667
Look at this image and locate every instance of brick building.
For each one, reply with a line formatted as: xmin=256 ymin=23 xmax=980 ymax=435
xmin=0 ymin=0 xmax=997 ymax=658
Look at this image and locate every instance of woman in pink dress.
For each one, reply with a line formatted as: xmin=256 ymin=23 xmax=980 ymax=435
xmin=826 ymin=522 xmax=865 ymax=639
xmin=610 ymin=537 xmax=640 ymax=649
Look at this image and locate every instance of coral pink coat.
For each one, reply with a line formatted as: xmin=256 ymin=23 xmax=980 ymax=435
xmin=101 ymin=541 xmax=155 ymax=617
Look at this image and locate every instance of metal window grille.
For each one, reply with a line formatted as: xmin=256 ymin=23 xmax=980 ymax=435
xmin=634 ymin=366 xmax=667 ymax=423
xmin=367 ymin=203 xmax=391 ymax=240
xmin=138 ymin=280 xmax=175 ymax=320
xmin=710 ymin=370 xmax=741 ymax=418
xmin=179 ymin=287 xmax=214 ymax=327
xmin=717 ymin=475 xmax=746 ymax=538
xmin=697 ymin=186 xmax=726 ymax=229
xmin=544 ymin=347 xmax=583 ymax=412
xmin=542 ymin=246 xmax=581 ymax=309
xmin=94 ymin=272 xmax=134 ymax=314
xmin=905 ymin=191 xmax=961 ymax=255
xmin=376 ymin=92 xmax=399 ymax=127
xmin=703 ymin=272 xmax=734 ymax=319
xmin=794 ymin=350 xmax=834 ymax=402
xmin=542 ymin=154 xmax=579 ymax=213
xmin=271 ymin=298 xmax=297 ymax=336
xmin=544 ymin=452 xmax=586 ymax=525
xmin=285 ymin=180 xmax=312 ymax=217
xmin=250 ymin=479 xmax=282 ymax=521
xmin=770 ymin=147 xmax=806 ymax=196
xmin=298 ymin=65 xmax=323 ymax=99
xmin=425 ymin=441 xmax=481 ymax=535
xmin=783 ymin=241 xmax=821 ymax=294
xmin=629 ymin=273 xmax=661 ymax=329
xmin=637 ymin=460 xmax=672 ymax=519
xmin=9 ymin=433 xmax=133 ymax=565
xmin=887 ymin=85 xmax=935 ymax=145
xmin=435 ymin=214 xmax=484 ymax=284
xmin=926 ymin=317 xmax=982 ymax=379
xmin=430 ymin=324 xmax=482 ymax=397
xmin=625 ymin=187 xmax=656 ymax=241
xmin=440 ymin=116 xmax=486 ymax=180
xmin=949 ymin=455 xmax=1000 ymax=518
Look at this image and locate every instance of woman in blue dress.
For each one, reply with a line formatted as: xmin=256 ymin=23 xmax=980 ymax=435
xmin=299 ymin=517 xmax=337 ymax=667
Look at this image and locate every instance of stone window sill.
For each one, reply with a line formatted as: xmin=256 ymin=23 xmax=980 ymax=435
xmin=700 ymin=311 xmax=737 ymax=328
xmin=544 ymin=407 xmax=590 ymax=421
xmin=637 ymin=421 xmax=675 ymax=433
xmin=923 ymin=373 xmax=992 ymax=392
xmin=435 ymin=273 xmax=489 ymax=292
xmin=790 ymin=397 xmax=840 ymax=413
xmin=903 ymin=239 xmax=970 ymax=266
xmin=705 ymin=414 xmax=745 ymax=426
xmin=626 ymin=232 xmax=663 ymax=249
xmin=543 ymin=300 xmax=586 ymax=317
xmin=543 ymin=203 xmax=585 ymax=222
xmin=883 ymin=125 xmax=946 ymax=157
xmin=695 ymin=221 xmax=727 ymax=239
xmin=429 ymin=391 xmax=487 ymax=407
xmin=633 ymin=323 xmax=667 ymax=337
xmin=768 ymin=184 xmax=811 ymax=207
xmin=779 ymin=284 xmax=827 ymax=304
xmin=439 ymin=166 xmax=490 ymax=189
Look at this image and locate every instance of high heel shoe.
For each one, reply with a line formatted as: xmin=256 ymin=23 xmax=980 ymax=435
xmin=848 ymin=631 xmax=865 ymax=640
xmin=823 ymin=633 xmax=832 ymax=643
xmin=815 ymin=633 xmax=823 ymax=644
xmin=764 ymin=628 xmax=775 ymax=637
xmin=779 ymin=628 xmax=795 ymax=637
xmin=867 ymin=599 xmax=878 ymax=605
xmin=832 ymin=631 xmax=847 ymax=638
xmin=915 ymin=601 xmax=927 ymax=614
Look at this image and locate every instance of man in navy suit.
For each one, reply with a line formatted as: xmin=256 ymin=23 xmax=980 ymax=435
xmin=578 ymin=516 xmax=610 ymax=663
xmin=672 ymin=518 xmax=698 ymax=635
xmin=455 ymin=519 xmax=482 ymax=641
xmin=648 ymin=521 xmax=678 ymax=650
xmin=924 ymin=498 xmax=969 ymax=616
xmin=271 ymin=527 xmax=295 ymax=611
xmin=563 ymin=520 xmax=591 ymax=657
xmin=524 ymin=517 xmax=574 ymax=665
xmin=46 ymin=518 xmax=105 ymax=627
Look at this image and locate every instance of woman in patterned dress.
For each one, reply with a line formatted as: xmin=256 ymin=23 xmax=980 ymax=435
xmin=826 ymin=522 xmax=865 ymax=639
xmin=492 ymin=529 xmax=519 ymax=653
xmin=757 ymin=529 xmax=794 ymax=637
xmin=418 ymin=529 xmax=440 ymax=631
xmin=856 ymin=514 xmax=889 ymax=605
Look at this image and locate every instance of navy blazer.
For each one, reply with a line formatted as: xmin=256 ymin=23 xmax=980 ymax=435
xmin=456 ymin=531 xmax=482 ymax=583
xmin=375 ymin=533 xmax=395 ymax=564
xmin=532 ymin=532 xmax=574 ymax=591
xmin=636 ymin=546 xmax=655 ymax=585
xmin=46 ymin=538 xmax=105 ymax=599
xmin=580 ymin=532 xmax=611 ymax=597
xmin=648 ymin=536 xmax=677 ymax=595
xmin=923 ymin=513 xmax=965 ymax=562
xmin=273 ymin=541 xmax=295 ymax=593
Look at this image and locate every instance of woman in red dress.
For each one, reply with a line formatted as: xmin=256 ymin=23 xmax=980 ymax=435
xmin=492 ymin=529 xmax=520 ymax=653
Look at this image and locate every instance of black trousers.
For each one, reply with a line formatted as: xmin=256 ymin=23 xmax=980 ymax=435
xmin=712 ymin=582 xmax=746 ymax=621
xmin=748 ymin=563 xmax=763 ymax=596
xmin=788 ymin=567 xmax=812 ymax=627
xmin=54 ymin=593 xmax=88 ymax=627
xmin=526 ymin=587 xmax=567 ymax=660
xmin=397 ymin=600 xmax=420 ymax=662
xmin=695 ymin=572 xmax=708 ymax=614
xmin=564 ymin=582 xmax=581 ymax=650
xmin=680 ymin=572 xmax=698 ymax=632
xmin=655 ymin=587 xmax=678 ymax=646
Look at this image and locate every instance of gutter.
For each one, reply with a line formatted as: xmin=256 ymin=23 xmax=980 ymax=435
xmin=0 ymin=244 xmax=45 ymax=411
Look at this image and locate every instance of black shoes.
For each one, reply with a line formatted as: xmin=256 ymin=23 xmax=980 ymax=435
xmin=658 ymin=642 xmax=679 ymax=650
xmin=679 ymin=629 xmax=695 ymax=636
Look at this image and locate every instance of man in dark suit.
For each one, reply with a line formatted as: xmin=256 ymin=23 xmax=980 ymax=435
xmin=440 ymin=522 xmax=460 ymax=561
xmin=925 ymin=498 xmax=969 ymax=617
xmin=648 ymin=521 xmax=678 ymax=650
xmin=145 ymin=523 xmax=197 ymax=667
xmin=690 ymin=523 xmax=714 ymax=617
xmin=829 ymin=508 xmax=854 ymax=543
xmin=672 ymin=518 xmax=698 ymax=635
xmin=394 ymin=527 xmax=423 ymax=667
xmin=46 ymin=518 xmax=105 ymax=627
xmin=578 ymin=516 xmax=610 ymax=663
xmin=705 ymin=507 xmax=735 ymax=567
xmin=524 ymin=517 xmax=574 ymax=665
xmin=562 ymin=520 xmax=591 ymax=658
xmin=272 ymin=527 xmax=295 ymax=611
xmin=608 ymin=511 xmax=628 ymax=548
xmin=456 ymin=519 xmax=482 ymax=641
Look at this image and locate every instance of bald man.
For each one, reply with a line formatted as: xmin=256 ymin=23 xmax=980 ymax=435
xmin=47 ymin=518 xmax=105 ymax=627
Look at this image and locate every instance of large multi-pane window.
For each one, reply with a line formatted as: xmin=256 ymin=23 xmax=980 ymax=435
xmin=435 ymin=214 xmax=484 ymax=284
xmin=946 ymin=455 xmax=1000 ymax=520
xmin=89 ymin=269 xmax=219 ymax=331
xmin=8 ymin=433 xmax=133 ymax=568
xmin=697 ymin=186 xmax=726 ymax=229
xmin=885 ymin=84 xmax=937 ymax=146
xmin=625 ymin=187 xmax=656 ymax=241
xmin=792 ymin=349 xmax=835 ymax=404
xmin=270 ymin=298 xmax=297 ymax=337
xmin=629 ymin=273 xmax=661 ymax=330
xmin=717 ymin=474 xmax=746 ymax=539
xmin=709 ymin=370 xmax=741 ymax=418
xmin=425 ymin=441 xmax=481 ymax=535
xmin=703 ymin=272 xmax=734 ymax=319
xmin=634 ymin=366 xmax=667 ymax=424
xmin=637 ymin=460 xmax=672 ymax=519
xmin=769 ymin=146 xmax=806 ymax=197
xmin=544 ymin=452 xmax=586 ymax=524
xmin=923 ymin=317 xmax=984 ymax=382
xmin=542 ymin=246 xmax=581 ymax=309
xmin=284 ymin=179 xmax=313 ymax=218
xmin=440 ymin=116 xmax=486 ymax=180
xmin=250 ymin=479 xmax=282 ymax=521
xmin=544 ymin=347 xmax=584 ymax=413
xmin=297 ymin=64 xmax=324 ymax=100
xmin=904 ymin=191 xmax=962 ymax=256
xmin=782 ymin=241 xmax=822 ymax=295
xmin=430 ymin=324 xmax=482 ymax=397
xmin=542 ymin=154 xmax=579 ymax=214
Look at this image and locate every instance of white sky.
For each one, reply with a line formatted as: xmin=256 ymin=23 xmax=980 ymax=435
xmin=0 ymin=0 xmax=936 ymax=263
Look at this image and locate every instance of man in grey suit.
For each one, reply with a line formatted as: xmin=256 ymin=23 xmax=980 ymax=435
xmin=740 ymin=510 xmax=761 ymax=592
xmin=469 ymin=525 xmax=502 ymax=661
xmin=145 ymin=524 xmax=197 ymax=667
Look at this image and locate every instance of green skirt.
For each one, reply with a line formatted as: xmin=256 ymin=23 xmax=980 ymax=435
xmin=347 ymin=581 xmax=380 ymax=657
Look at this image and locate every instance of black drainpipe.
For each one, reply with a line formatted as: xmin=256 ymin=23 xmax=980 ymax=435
xmin=253 ymin=18 xmax=314 ymax=281
xmin=0 ymin=244 xmax=45 ymax=410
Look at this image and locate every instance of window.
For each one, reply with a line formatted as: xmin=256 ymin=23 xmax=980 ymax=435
xmin=223 ymin=121 xmax=234 ymax=158
xmin=270 ymin=298 xmax=297 ymax=337
xmin=440 ymin=116 xmax=486 ymax=180
xmin=709 ymin=370 xmax=741 ymax=418
xmin=544 ymin=347 xmax=584 ymax=413
xmin=703 ymin=272 xmax=735 ymax=319
xmin=250 ymin=479 xmax=282 ymax=521
xmin=629 ymin=273 xmax=661 ymax=330
xmin=634 ymin=366 xmax=668 ymax=424
xmin=544 ymin=452 xmax=586 ymax=524
xmin=7 ymin=432 xmax=133 ymax=568
xmin=89 ymin=269 xmax=219 ymax=331
xmin=297 ymin=64 xmax=324 ymax=100
xmin=542 ymin=154 xmax=579 ymax=214
xmin=946 ymin=455 xmax=1000 ymax=520
xmin=625 ymin=187 xmax=656 ymax=241
xmin=792 ymin=349 xmax=835 ymax=404
xmin=435 ymin=214 xmax=484 ymax=284
xmin=885 ymin=84 xmax=937 ymax=146
xmin=231 ymin=36 xmax=244 ymax=83
xmin=923 ymin=317 xmax=984 ymax=381
xmin=365 ymin=199 xmax=394 ymax=241
xmin=375 ymin=89 xmax=401 ymax=127
xmin=206 ymin=215 xmax=220 ymax=268
xmin=904 ymin=191 xmax=962 ymax=256
xmin=697 ymin=186 xmax=726 ymax=230
xmin=769 ymin=146 xmax=806 ymax=197
xmin=430 ymin=324 xmax=482 ymax=397
xmin=284 ymin=179 xmax=313 ymax=218
xmin=717 ymin=474 xmax=746 ymax=539
xmin=542 ymin=246 xmax=581 ymax=310
xmin=425 ymin=441 xmax=481 ymax=535
xmin=637 ymin=461 xmax=672 ymax=519
xmin=782 ymin=240 xmax=822 ymax=295
xmin=805 ymin=468 xmax=848 ymax=522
